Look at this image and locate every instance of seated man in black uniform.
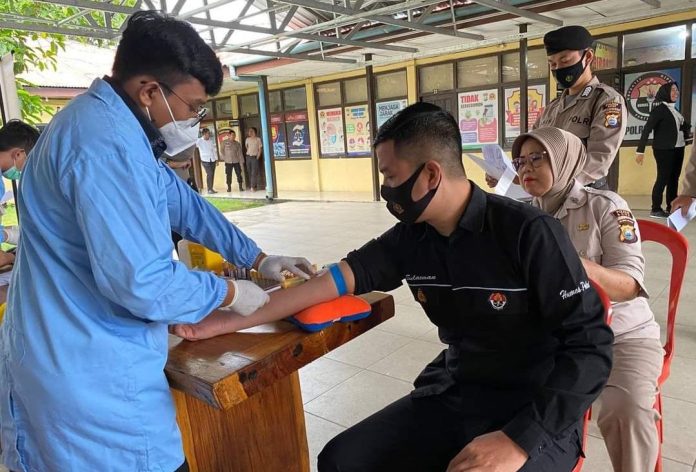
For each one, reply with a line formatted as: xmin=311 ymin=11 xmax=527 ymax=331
xmin=173 ymin=103 xmax=614 ymax=472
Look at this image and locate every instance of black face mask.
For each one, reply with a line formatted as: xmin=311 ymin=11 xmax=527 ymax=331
xmin=553 ymin=50 xmax=588 ymax=89
xmin=380 ymin=163 xmax=440 ymax=224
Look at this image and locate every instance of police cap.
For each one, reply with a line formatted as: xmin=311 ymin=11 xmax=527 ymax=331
xmin=544 ymin=26 xmax=593 ymax=55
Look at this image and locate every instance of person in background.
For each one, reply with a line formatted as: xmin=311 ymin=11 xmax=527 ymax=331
xmin=164 ymin=144 xmax=199 ymax=251
xmin=0 ymin=12 xmax=313 ymax=472
xmin=220 ymin=129 xmax=245 ymax=192
xmin=635 ymin=82 xmax=691 ymax=218
xmin=486 ymin=25 xmax=627 ymax=191
xmin=0 ymin=120 xmax=40 ymax=269
xmin=245 ymin=126 xmax=263 ymax=192
xmin=197 ymin=127 xmax=218 ymax=194
xmin=173 ymin=103 xmax=613 ymax=472
xmin=514 ymin=127 xmax=663 ymax=472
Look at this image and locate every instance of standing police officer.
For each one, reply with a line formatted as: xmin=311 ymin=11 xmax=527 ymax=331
xmin=487 ymin=25 xmax=627 ymax=191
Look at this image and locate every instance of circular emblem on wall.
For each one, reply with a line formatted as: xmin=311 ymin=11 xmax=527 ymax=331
xmin=626 ymin=72 xmax=673 ymax=123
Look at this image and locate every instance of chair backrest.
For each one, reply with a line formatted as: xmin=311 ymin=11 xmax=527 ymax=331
xmin=636 ymin=219 xmax=689 ymax=386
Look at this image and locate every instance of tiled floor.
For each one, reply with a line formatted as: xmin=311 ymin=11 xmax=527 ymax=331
xmin=222 ymin=197 xmax=696 ymax=472
xmin=2 ymin=197 xmax=693 ymax=472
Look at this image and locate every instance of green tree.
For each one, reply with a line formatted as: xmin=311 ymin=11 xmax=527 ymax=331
xmin=0 ymin=1 xmax=133 ymax=124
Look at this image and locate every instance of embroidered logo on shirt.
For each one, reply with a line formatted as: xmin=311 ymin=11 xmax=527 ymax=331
xmin=560 ymin=280 xmax=591 ymax=300
xmin=488 ymin=292 xmax=507 ymax=310
xmin=577 ymin=223 xmax=590 ymax=231
xmin=612 ymin=210 xmax=638 ymax=244
xmin=392 ymin=203 xmax=405 ymax=215
xmin=603 ymin=100 xmax=622 ymax=129
xmin=417 ymin=288 xmax=427 ymax=304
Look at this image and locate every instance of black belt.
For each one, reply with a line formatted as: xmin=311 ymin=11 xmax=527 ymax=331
xmin=585 ymin=177 xmax=607 ymax=189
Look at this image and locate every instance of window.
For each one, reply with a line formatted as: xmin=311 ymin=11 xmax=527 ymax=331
xmin=283 ymin=87 xmax=307 ymax=111
xmin=316 ymin=77 xmax=371 ymax=157
xmin=269 ymin=91 xmax=283 ymax=113
xmin=502 ymin=49 xmax=548 ymax=83
xmin=271 ymin=87 xmax=311 ymax=160
xmin=457 ymin=56 xmax=499 ymax=88
xmin=239 ymin=94 xmax=259 ymax=117
xmin=214 ymin=98 xmax=233 ymax=119
xmin=593 ymin=37 xmax=619 ymax=71
xmin=316 ymin=82 xmax=341 ymax=107
xmin=419 ymin=63 xmax=454 ymax=94
xmin=623 ymin=26 xmax=687 ymax=66
xmin=344 ymin=77 xmax=367 ymax=103
xmin=376 ymin=70 xmax=407 ymax=99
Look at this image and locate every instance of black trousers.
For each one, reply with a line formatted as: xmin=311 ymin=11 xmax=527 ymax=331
xmin=652 ymin=147 xmax=685 ymax=212
xmin=201 ymin=161 xmax=216 ymax=192
xmin=318 ymin=390 xmax=581 ymax=472
xmin=225 ymin=163 xmax=244 ymax=190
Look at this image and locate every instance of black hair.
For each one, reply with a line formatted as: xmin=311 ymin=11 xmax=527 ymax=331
xmin=112 ymin=11 xmax=223 ymax=96
xmin=201 ymin=127 xmax=210 ymax=134
xmin=374 ymin=102 xmax=465 ymax=177
xmin=250 ymin=127 xmax=258 ymax=135
xmin=0 ymin=120 xmax=40 ymax=153
xmin=655 ymin=82 xmax=678 ymax=104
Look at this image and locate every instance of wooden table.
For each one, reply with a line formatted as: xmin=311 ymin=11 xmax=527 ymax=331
xmin=166 ymin=292 xmax=395 ymax=472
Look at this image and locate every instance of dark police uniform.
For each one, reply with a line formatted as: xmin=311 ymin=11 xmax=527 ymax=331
xmin=318 ymin=184 xmax=614 ymax=472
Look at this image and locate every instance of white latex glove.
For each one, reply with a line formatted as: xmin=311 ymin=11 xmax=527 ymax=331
xmin=2 ymin=226 xmax=19 ymax=245
xmin=258 ymin=255 xmax=313 ymax=282
xmin=222 ymin=279 xmax=270 ymax=316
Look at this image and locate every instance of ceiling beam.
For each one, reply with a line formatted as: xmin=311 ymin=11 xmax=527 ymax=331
xmin=177 ymin=0 xmax=238 ymax=20
xmin=224 ymin=30 xmax=419 ymax=52
xmin=237 ymin=48 xmax=356 ymax=63
xmin=0 ymin=19 xmax=117 ymax=39
xmin=278 ymin=5 xmax=298 ymax=30
xmin=470 ymin=0 xmax=563 ymax=26
xmin=34 ymin=0 xmax=137 ymax=15
xmin=273 ymin=0 xmax=484 ymax=39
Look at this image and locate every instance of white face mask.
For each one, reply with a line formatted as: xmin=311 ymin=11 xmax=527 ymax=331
xmin=149 ymin=86 xmax=201 ymax=157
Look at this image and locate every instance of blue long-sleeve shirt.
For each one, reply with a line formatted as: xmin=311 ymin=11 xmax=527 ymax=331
xmin=0 ymin=78 xmax=261 ymax=471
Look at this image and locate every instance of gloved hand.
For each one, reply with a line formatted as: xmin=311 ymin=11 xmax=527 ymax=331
xmin=258 ymin=255 xmax=314 ymax=282
xmin=222 ymin=279 xmax=270 ymax=316
xmin=3 ymin=226 xmax=19 ymax=245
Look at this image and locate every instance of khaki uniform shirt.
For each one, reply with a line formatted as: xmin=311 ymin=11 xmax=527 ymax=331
xmin=554 ymin=182 xmax=660 ymax=340
xmin=681 ymin=144 xmax=696 ymax=197
xmin=535 ymin=77 xmax=627 ymax=186
xmin=245 ymin=136 xmax=262 ymax=157
xmin=220 ymin=140 xmax=244 ymax=164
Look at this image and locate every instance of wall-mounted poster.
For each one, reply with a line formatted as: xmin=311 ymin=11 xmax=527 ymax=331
xmin=504 ymin=85 xmax=546 ymax=146
xmin=285 ymin=111 xmax=311 ymax=158
xmin=318 ymin=107 xmax=345 ymax=156
xmin=376 ymin=99 xmax=408 ymax=129
xmin=270 ymin=114 xmax=287 ymax=159
xmin=624 ymin=68 xmax=681 ymax=140
xmin=457 ymin=89 xmax=499 ymax=149
xmin=344 ymin=105 xmax=371 ymax=156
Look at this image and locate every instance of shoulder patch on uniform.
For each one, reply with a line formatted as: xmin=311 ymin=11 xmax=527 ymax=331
xmin=612 ymin=209 xmax=638 ymax=244
xmin=603 ymin=100 xmax=622 ymax=129
xmin=581 ymin=85 xmax=593 ymax=98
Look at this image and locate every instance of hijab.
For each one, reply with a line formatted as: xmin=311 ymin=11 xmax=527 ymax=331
xmin=654 ymin=82 xmax=676 ymax=104
xmin=512 ymin=127 xmax=588 ymax=215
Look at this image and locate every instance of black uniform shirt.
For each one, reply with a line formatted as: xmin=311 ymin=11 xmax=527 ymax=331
xmin=345 ymin=183 xmax=613 ymax=459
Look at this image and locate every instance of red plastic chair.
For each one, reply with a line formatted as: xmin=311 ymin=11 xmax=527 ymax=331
xmin=636 ymin=219 xmax=689 ymax=472
xmin=572 ymin=279 xmax=613 ymax=472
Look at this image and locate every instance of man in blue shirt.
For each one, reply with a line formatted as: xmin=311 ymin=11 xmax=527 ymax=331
xmin=0 ymin=12 xmax=311 ymax=472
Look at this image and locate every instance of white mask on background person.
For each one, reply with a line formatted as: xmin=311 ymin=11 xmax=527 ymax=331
xmin=147 ymin=86 xmax=201 ymax=156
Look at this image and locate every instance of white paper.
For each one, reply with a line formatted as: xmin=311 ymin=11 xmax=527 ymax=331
xmin=667 ymin=200 xmax=696 ymax=232
xmin=466 ymin=144 xmax=531 ymax=201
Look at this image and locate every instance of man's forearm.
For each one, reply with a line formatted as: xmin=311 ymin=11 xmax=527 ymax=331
xmin=226 ymin=261 xmax=355 ymax=330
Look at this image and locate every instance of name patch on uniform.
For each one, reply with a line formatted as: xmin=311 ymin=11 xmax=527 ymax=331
xmin=581 ymin=86 xmax=593 ymax=98
xmin=612 ymin=209 xmax=638 ymax=244
xmin=488 ymin=292 xmax=507 ymax=310
xmin=577 ymin=223 xmax=590 ymax=231
xmin=560 ymin=280 xmax=590 ymax=300
xmin=603 ymin=100 xmax=622 ymax=129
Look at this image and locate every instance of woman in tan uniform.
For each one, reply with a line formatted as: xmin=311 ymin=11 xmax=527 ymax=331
xmin=512 ymin=127 xmax=663 ymax=472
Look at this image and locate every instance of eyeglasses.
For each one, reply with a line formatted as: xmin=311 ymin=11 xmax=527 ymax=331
xmin=160 ymin=82 xmax=208 ymax=127
xmin=512 ymin=151 xmax=548 ymax=172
